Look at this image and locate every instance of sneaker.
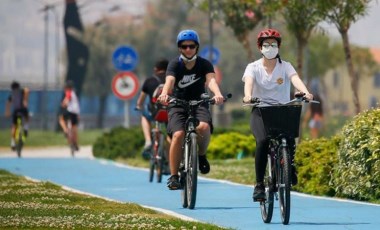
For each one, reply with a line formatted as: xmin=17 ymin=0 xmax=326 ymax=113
xmin=198 ymin=155 xmax=210 ymax=174
xmin=291 ymin=165 xmax=298 ymax=186
xmin=167 ymin=175 xmax=181 ymax=190
xmin=253 ymin=182 xmax=266 ymax=201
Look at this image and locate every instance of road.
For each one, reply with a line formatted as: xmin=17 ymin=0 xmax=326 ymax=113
xmin=0 ymin=146 xmax=379 ymax=230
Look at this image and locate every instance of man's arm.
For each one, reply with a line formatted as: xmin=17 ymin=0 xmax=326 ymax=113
xmin=158 ymin=75 xmax=175 ymax=103
xmin=205 ymin=73 xmax=223 ymax=105
xmin=136 ymin=92 xmax=147 ymax=110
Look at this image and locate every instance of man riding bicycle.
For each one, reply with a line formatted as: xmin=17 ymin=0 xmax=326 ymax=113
xmin=242 ymin=29 xmax=313 ymax=201
xmin=58 ymin=80 xmax=80 ymax=151
xmin=158 ymin=29 xmax=224 ymax=190
xmin=5 ymin=81 xmax=30 ymax=150
xmin=135 ymin=58 xmax=169 ymax=158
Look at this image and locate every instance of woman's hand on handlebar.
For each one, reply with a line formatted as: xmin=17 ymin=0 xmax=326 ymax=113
xmin=295 ymin=91 xmax=313 ymax=101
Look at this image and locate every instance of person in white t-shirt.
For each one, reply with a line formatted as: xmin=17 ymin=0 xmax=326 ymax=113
xmin=58 ymin=80 xmax=80 ymax=150
xmin=242 ymin=28 xmax=313 ymax=201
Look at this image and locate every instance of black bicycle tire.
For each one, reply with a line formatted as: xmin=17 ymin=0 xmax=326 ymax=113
xmin=156 ymin=133 xmax=165 ymax=183
xmin=187 ymin=132 xmax=198 ymax=209
xmin=15 ymin=121 xmax=23 ymax=158
xmin=278 ymin=145 xmax=291 ymax=225
xmin=149 ymin=157 xmax=155 ymax=182
xmin=260 ymin=154 xmax=274 ymax=223
xmin=181 ymin=150 xmax=188 ymax=208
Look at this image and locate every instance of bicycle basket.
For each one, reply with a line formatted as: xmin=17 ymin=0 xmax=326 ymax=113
xmin=258 ymin=105 xmax=302 ymax=138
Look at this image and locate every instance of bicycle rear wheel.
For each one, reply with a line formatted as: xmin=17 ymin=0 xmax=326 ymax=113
xmin=180 ymin=162 xmax=188 ymax=208
xmin=260 ymin=154 xmax=274 ymax=223
xmin=278 ymin=144 xmax=291 ymax=225
xmin=186 ymin=132 xmax=198 ymax=209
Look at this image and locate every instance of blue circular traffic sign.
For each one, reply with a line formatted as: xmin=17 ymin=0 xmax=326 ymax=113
xmin=200 ymin=45 xmax=220 ymax=65
xmin=112 ymin=45 xmax=139 ymax=71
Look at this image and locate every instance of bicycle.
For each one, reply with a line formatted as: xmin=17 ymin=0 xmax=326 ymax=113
xmin=244 ymin=92 xmax=319 ymax=224
xmin=14 ymin=112 xmax=26 ymax=158
xmin=148 ymin=109 xmax=170 ymax=183
xmin=169 ymin=93 xmax=231 ymax=209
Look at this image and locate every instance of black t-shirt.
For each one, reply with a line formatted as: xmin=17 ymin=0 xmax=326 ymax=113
xmin=142 ymin=74 xmax=164 ymax=99
xmin=166 ymin=56 xmax=214 ymax=101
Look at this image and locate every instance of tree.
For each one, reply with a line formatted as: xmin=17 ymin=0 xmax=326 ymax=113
xmin=188 ymin=0 xmax=267 ymax=60
xmin=321 ymin=0 xmax=372 ymax=114
xmin=282 ymin=0 xmax=324 ymax=78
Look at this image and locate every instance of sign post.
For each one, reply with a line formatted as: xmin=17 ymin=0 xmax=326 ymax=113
xmin=111 ymin=72 xmax=139 ymax=128
xmin=112 ymin=45 xmax=139 ymax=128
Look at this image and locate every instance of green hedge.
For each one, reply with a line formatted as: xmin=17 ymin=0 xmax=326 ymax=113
xmin=294 ymin=136 xmax=341 ymax=196
xmin=332 ymin=108 xmax=380 ymax=201
xmin=208 ymin=132 xmax=255 ymax=159
xmin=93 ymin=126 xmax=144 ymax=160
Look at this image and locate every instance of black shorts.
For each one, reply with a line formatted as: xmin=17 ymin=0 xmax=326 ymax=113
xmin=167 ymin=105 xmax=212 ymax=137
xmin=59 ymin=108 xmax=79 ymax=126
xmin=12 ymin=108 xmax=29 ymax=125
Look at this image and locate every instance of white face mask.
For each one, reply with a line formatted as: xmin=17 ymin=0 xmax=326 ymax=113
xmin=180 ymin=54 xmax=197 ymax=63
xmin=261 ymin=46 xmax=278 ymax=60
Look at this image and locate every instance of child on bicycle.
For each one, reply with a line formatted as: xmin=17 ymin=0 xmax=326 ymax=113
xmin=242 ymin=28 xmax=313 ymax=201
xmin=135 ymin=58 xmax=169 ymax=158
xmin=158 ymin=29 xmax=224 ymax=190
xmin=5 ymin=81 xmax=30 ymax=150
xmin=58 ymin=80 xmax=80 ymax=151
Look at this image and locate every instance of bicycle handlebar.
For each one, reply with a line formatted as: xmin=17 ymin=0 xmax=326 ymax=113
xmin=243 ymin=92 xmax=319 ymax=107
xmin=168 ymin=93 xmax=232 ymax=107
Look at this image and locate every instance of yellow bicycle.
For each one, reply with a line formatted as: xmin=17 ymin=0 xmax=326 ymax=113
xmin=14 ymin=112 xmax=26 ymax=158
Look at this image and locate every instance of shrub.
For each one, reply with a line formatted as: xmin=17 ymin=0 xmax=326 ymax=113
xmin=294 ymin=136 xmax=341 ymax=196
xmin=93 ymin=126 xmax=144 ymax=160
xmin=332 ymin=108 xmax=380 ymax=201
xmin=208 ymin=132 xmax=256 ymax=159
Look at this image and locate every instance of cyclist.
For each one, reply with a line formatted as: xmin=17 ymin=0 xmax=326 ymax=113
xmin=4 ymin=81 xmax=30 ymax=150
xmin=58 ymin=80 xmax=80 ymax=151
xmin=135 ymin=58 xmax=169 ymax=158
xmin=158 ymin=29 xmax=224 ymax=190
xmin=242 ymin=28 xmax=313 ymax=201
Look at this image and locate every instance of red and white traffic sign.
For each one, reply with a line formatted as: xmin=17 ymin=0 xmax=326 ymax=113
xmin=111 ymin=72 xmax=139 ymax=100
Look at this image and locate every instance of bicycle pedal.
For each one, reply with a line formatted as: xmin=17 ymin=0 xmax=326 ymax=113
xmin=253 ymin=197 xmax=266 ymax=202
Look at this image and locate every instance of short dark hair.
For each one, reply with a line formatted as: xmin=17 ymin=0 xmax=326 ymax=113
xmin=155 ymin=58 xmax=169 ymax=71
xmin=11 ymin=81 xmax=20 ymax=90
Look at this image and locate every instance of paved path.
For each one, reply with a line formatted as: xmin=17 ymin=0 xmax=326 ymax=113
xmin=0 ymin=146 xmax=379 ymax=230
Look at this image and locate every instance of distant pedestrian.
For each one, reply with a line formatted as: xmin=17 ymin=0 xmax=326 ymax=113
xmin=303 ymin=93 xmax=323 ymax=139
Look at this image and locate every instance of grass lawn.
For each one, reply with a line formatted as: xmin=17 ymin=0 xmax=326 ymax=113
xmin=0 ymin=169 xmax=231 ymax=229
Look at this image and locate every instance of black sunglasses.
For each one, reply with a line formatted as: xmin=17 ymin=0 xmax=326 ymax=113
xmin=180 ymin=44 xmax=197 ymax=50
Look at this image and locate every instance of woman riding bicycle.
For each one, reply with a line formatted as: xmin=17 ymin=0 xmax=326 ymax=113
xmin=158 ymin=29 xmax=224 ymax=190
xmin=242 ymin=28 xmax=313 ymax=201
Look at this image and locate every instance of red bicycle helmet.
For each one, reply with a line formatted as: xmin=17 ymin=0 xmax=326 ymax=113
xmin=257 ymin=28 xmax=282 ymax=48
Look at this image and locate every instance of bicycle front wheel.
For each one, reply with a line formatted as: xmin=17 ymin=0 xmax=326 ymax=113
xmin=156 ymin=133 xmax=165 ymax=183
xmin=15 ymin=126 xmax=23 ymax=158
xmin=187 ymin=132 xmax=198 ymax=209
xmin=278 ymin=144 xmax=291 ymax=225
xmin=260 ymin=154 xmax=274 ymax=223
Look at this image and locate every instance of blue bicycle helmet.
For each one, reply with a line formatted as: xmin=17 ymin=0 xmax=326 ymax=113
xmin=176 ymin=29 xmax=200 ymax=46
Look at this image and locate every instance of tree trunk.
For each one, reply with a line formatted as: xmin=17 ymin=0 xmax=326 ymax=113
xmin=341 ymin=31 xmax=360 ymax=114
xmin=238 ymin=32 xmax=253 ymax=61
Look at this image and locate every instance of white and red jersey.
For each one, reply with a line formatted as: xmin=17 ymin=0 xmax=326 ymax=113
xmin=64 ymin=89 xmax=80 ymax=114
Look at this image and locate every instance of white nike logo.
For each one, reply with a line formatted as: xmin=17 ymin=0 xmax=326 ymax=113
xmin=178 ymin=74 xmax=200 ymax=88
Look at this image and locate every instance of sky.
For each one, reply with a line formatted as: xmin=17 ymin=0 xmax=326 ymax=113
xmin=0 ymin=0 xmax=379 ymax=87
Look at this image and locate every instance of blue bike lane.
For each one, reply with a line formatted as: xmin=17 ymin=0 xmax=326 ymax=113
xmin=0 ymin=152 xmax=379 ymax=230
